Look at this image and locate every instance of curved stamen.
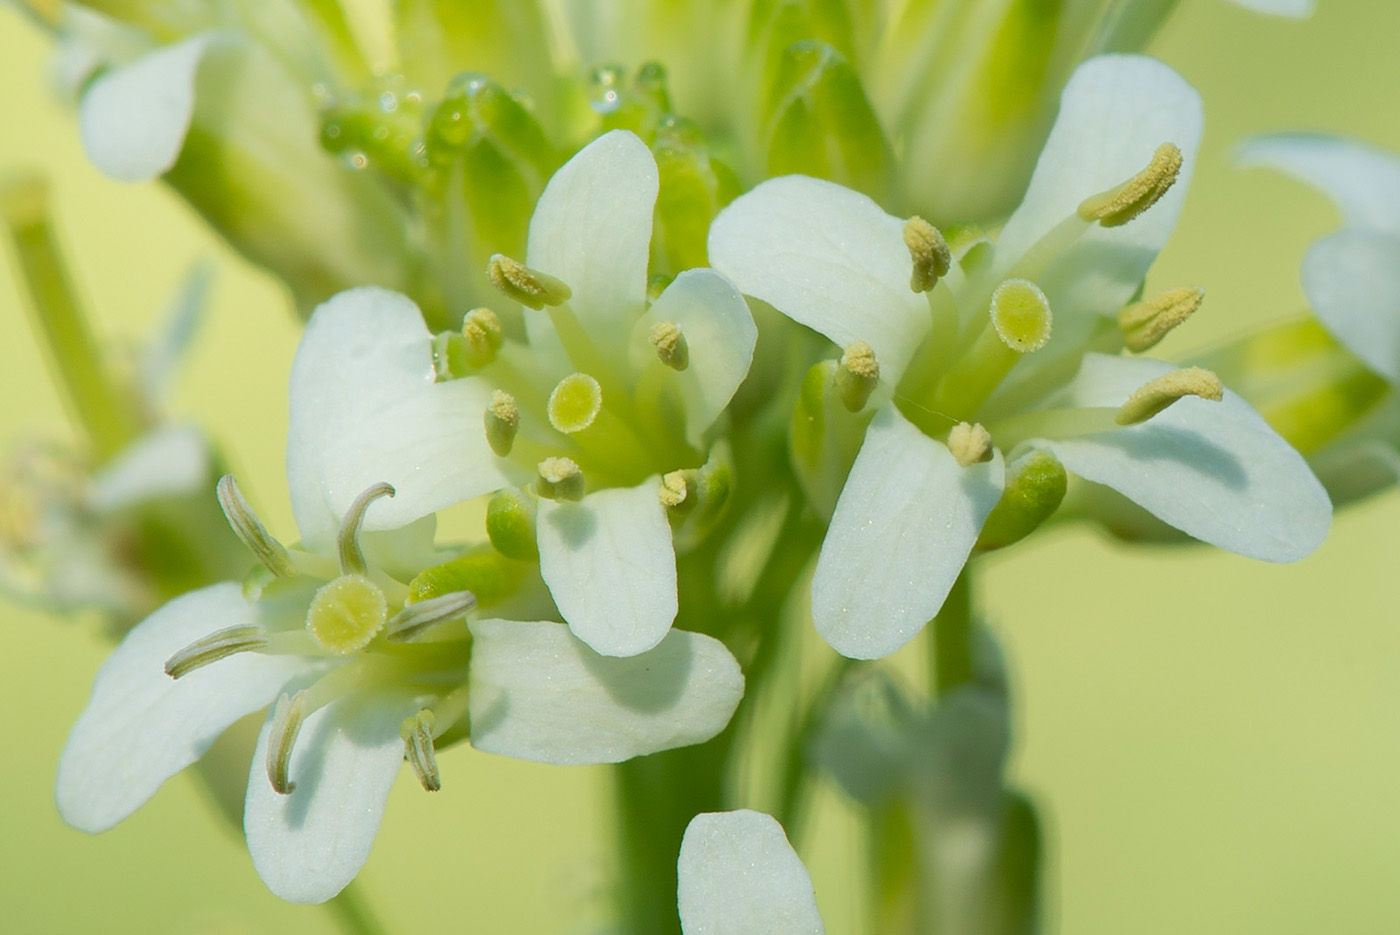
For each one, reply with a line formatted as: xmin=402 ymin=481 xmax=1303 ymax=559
xmin=386 ymin=590 xmax=478 ymax=642
xmin=164 ymin=624 xmax=268 ymax=679
xmin=338 ymin=482 xmax=395 ymax=576
xmin=401 ymin=709 xmax=441 ymax=792
xmin=216 ymin=475 xmax=295 ymax=578
xmin=266 ymin=690 xmax=308 ymax=795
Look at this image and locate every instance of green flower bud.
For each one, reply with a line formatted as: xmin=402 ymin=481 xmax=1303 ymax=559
xmin=485 ymin=487 xmax=539 ymax=561
xmin=976 ymin=450 xmax=1068 ymax=551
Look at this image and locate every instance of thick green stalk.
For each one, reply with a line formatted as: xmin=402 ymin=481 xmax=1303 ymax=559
xmin=326 ymin=881 xmax=391 ymax=935
xmin=931 ymin=568 xmax=974 ymax=697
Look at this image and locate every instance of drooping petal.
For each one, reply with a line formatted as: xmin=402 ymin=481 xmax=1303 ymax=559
xmin=634 ymin=269 xmax=757 ymax=442
xmin=708 ymin=175 xmax=928 ymax=380
xmin=812 ymin=405 xmax=1004 ymax=660
xmin=467 ymin=619 xmax=743 ymax=765
xmin=677 ymin=810 xmax=825 ymax=935
xmin=997 ymin=55 xmax=1202 ymax=311
xmin=286 ymin=287 xmax=510 ymax=549
xmin=56 ymin=583 xmax=305 ymax=833
xmin=536 ymin=477 xmax=677 ymax=656
xmin=1226 ymin=0 xmax=1314 ymax=16
xmin=79 ymin=34 xmax=216 ymax=182
xmin=244 ymin=690 xmax=419 ymax=904
xmin=88 ymin=424 xmax=210 ymax=513
xmin=1301 ymin=229 xmax=1400 ymax=382
xmin=1030 ymin=353 xmax=1332 ymax=562
xmin=1237 ymin=134 xmax=1400 ymax=232
xmin=526 ymin=130 xmax=656 ymax=348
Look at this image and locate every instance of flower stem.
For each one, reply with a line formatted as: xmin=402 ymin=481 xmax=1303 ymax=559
xmin=326 ymin=881 xmax=390 ymax=935
xmin=931 ymin=566 xmax=974 ymax=697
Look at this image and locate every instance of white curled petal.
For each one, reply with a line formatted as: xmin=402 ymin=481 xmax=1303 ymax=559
xmin=89 ymin=424 xmax=210 ymax=513
xmin=678 ymin=810 xmax=825 ymax=935
xmin=287 ymin=287 xmax=510 ymax=549
xmin=79 ymin=34 xmax=216 ymax=182
xmin=537 ymin=477 xmax=677 ymax=656
xmin=56 ymin=583 xmax=304 ymax=833
xmin=526 ymin=130 xmax=656 ymax=342
xmin=244 ymin=690 xmax=419 ymax=904
xmin=1238 ymin=134 xmax=1400 ymax=232
xmin=636 ymin=269 xmax=757 ymax=441
xmin=1034 ymin=354 xmax=1332 ymax=562
xmin=1302 ymin=230 xmax=1400 ymax=382
xmin=467 ymin=619 xmax=743 ymax=764
xmin=708 ymin=175 xmax=928 ymax=380
xmin=1226 ymin=0 xmax=1314 ymax=16
xmin=998 ymin=55 xmax=1202 ymax=307
xmin=813 ymin=405 xmax=1004 ymax=660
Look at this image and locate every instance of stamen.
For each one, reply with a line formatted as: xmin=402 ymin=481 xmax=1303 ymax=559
xmin=266 ymin=690 xmax=308 ymax=795
xmin=948 ymin=422 xmax=993 ymax=467
xmin=386 ymin=590 xmax=478 ymax=642
xmin=547 ymin=373 xmax=603 ymax=434
xmin=337 ymin=482 xmax=395 ymax=576
xmin=461 ymin=307 xmax=504 ymax=367
xmin=216 ymin=475 xmax=296 ymax=578
xmin=990 ymin=279 xmax=1052 ymax=353
xmin=835 ymin=341 xmax=880 ymax=412
xmin=485 ymin=390 xmax=519 ymax=456
xmin=486 ymin=254 xmax=572 ymax=309
xmin=649 ymin=321 xmax=690 ymax=371
xmin=660 ymin=470 xmax=690 ymax=508
xmin=401 ymin=709 xmax=441 ymax=792
xmin=307 ymin=573 xmax=389 ymax=653
xmin=536 ymin=457 xmax=585 ymax=501
xmin=1117 ymin=286 xmax=1204 ymax=353
xmin=1077 ymin=142 xmax=1183 ymax=228
xmin=1116 ymin=366 xmax=1224 ymax=425
xmin=164 ymin=624 xmax=268 ymax=679
xmin=903 ymin=216 xmax=951 ymax=293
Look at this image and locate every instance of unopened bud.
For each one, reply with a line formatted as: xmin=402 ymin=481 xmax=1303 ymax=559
xmin=486 ymin=487 xmax=539 ymax=560
xmin=976 ymin=450 xmax=1068 ymax=550
xmin=1116 ymin=366 xmax=1224 ymax=425
xmin=1078 ymin=142 xmax=1183 ymax=227
xmin=487 ymin=254 xmax=572 ymax=309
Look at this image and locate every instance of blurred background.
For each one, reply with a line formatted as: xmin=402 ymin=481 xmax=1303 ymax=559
xmin=2 ymin=1 xmax=1398 ymax=932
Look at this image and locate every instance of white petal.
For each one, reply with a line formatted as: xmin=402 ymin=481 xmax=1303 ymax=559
xmin=1032 ymin=353 xmax=1332 ymax=562
xmin=997 ymin=55 xmax=1202 ymax=309
xmin=526 ymin=130 xmax=656 ymax=349
xmin=88 ymin=424 xmax=210 ymax=513
xmin=467 ymin=619 xmax=743 ymax=764
xmin=708 ymin=175 xmax=928 ymax=380
xmin=287 ymin=287 xmax=511 ymax=549
xmin=678 ymin=810 xmax=825 ymax=935
xmin=244 ymin=690 xmax=419 ymax=904
xmin=812 ymin=405 xmax=1004 ymax=660
xmin=635 ymin=269 xmax=757 ymax=441
xmin=79 ymin=34 xmax=216 ymax=182
xmin=1302 ymin=230 xmax=1400 ymax=382
xmin=1226 ymin=0 xmax=1313 ymax=15
xmin=1237 ymin=133 xmax=1400 ymax=233
xmin=537 ymin=477 xmax=677 ymax=656
xmin=56 ymin=583 xmax=305 ymax=833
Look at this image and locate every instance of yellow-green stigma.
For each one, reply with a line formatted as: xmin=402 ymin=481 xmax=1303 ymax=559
xmin=1116 ymin=366 xmax=1224 ymax=425
xmin=547 ymin=373 xmax=603 ymax=434
xmin=307 ymin=573 xmax=389 ymax=654
xmin=1078 ymin=142 xmax=1183 ymax=228
xmin=990 ymin=279 xmax=1052 ymax=353
xmin=487 ymin=254 xmax=572 ymax=309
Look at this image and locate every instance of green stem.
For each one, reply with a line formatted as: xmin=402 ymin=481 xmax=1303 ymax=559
xmin=326 ymin=881 xmax=390 ymax=935
xmin=931 ymin=567 xmax=974 ymax=698
xmin=1 ymin=176 xmax=143 ymax=461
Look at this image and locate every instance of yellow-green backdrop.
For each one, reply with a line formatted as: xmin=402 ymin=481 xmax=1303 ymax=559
xmin=2 ymin=2 xmax=1398 ymax=932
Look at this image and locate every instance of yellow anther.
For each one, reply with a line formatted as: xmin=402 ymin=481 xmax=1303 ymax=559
xmin=1117 ymin=286 xmax=1205 ymax=352
xmin=401 ymin=709 xmax=441 ymax=792
xmin=948 ymin=422 xmax=993 ymax=467
xmin=306 ymin=573 xmax=389 ymax=654
xmin=835 ymin=341 xmax=880 ymax=412
xmin=660 ymin=470 xmax=690 ymax=508
xmin=1077 ymin=142 xmax=1183 ymax=228
xmin=1116 ymin=366 xmax=1224 ymax=425
xmin=461 ymin=307 xmax=504 ymax=366
xmin=486 ymin=254 xmax=572 ymax=309
xmin=547 ymin=373 xmax=603 ymax=434
xmin=536 ymin=457 xmax=585 ymax=501
xmin=649 ymin=321 xmax=690 ymax=371
xmin=903 ymin=216 xmax=952 ymax=293
xmin=337 ymin=482 xmax=395 ymax=576
xmin=164 ymin=624 xmax=268 ymax=679
xmin=216 ymin=475 xmax=295 ymax=578
xmin=485 ymin=390 xmax=519 ymax=456
xmin=990 ymin=279 xmax=1052 ymax=353
xmin=266 ymin=691 xmax=308 ymax=795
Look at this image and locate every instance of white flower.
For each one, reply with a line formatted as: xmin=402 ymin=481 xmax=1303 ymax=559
xmin=305 ymin=131 xmax=757 ymax=657
xmin=677 ymin=810 xmax=825 ymax=935
xmin=56 ymin=296 xmax=746 ymax=903
xmin=710 ymin=55 xmax=1330 ymax=659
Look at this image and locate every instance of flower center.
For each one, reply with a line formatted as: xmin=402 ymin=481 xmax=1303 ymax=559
xmin=307 ymin=573 xmax=389 ymax=654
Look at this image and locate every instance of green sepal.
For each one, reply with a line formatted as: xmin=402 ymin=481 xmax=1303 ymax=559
xmin=790 ymin=358 xmax=872 ymax=519
xmin=486 ymin=487 xmax=539 ymax=561
xmin=652 ymin=117 xmax=741 ymax=271
xmin=976 ymin=449 xmax=1067 ymax=551
xmin=407 ymin=544 xmax=526 ymax=608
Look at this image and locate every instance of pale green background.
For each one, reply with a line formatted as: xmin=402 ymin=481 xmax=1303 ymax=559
xmin=2 ymin=2 xmax=1398 ymax=932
